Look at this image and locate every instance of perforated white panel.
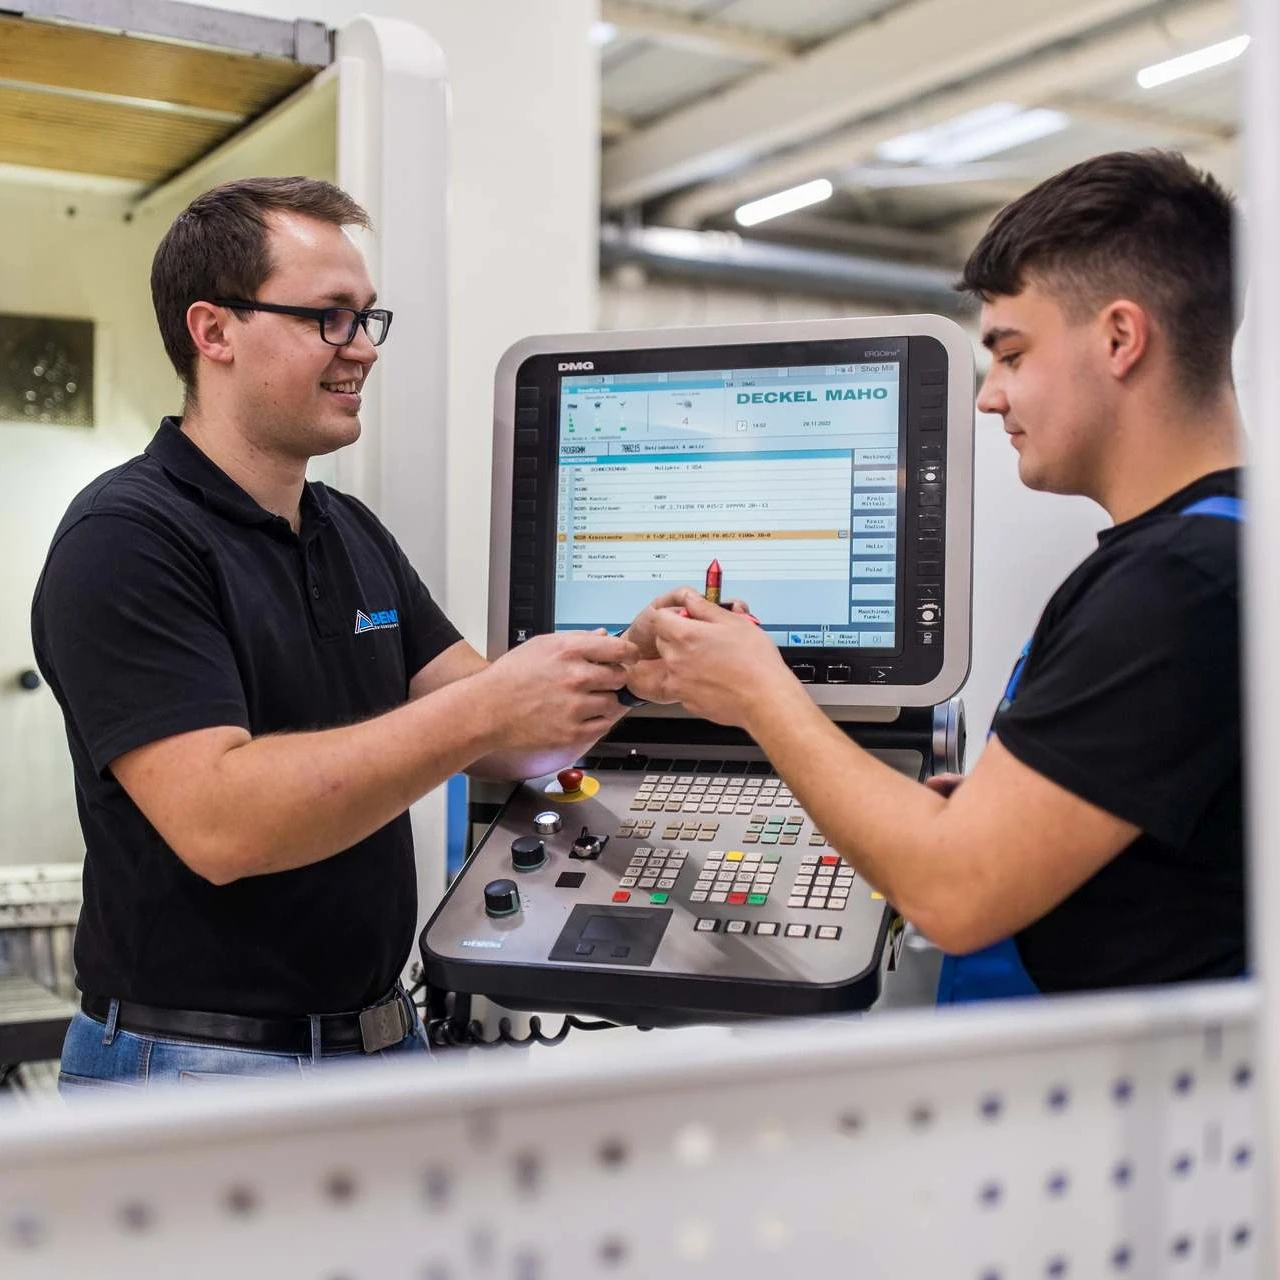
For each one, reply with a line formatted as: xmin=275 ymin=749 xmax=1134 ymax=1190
xmin=0 ymin=984 xmax=1259 ymax=1279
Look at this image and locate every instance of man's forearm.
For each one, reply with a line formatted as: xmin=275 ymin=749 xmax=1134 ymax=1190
xmin=743 ymin=683 xmax=955 ymax=924
xmin=465 ymin=722 xmax=620 ymax=783
xmin=196 ymin=679 xmax=500 ymax=882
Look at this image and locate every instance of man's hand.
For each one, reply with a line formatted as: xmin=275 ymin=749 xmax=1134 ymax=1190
xmin=925 ymin=773 xmax=965 ymax=799
xmin=649 ymin=589 xmax=795 ymax=728
xmin=625 ymin=587 xmax=753 ymax=660
xmin=472 ymin=630 xmax=637 ymax=752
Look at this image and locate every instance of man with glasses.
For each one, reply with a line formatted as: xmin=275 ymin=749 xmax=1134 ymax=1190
xmin=32 ymin=177 xmax=649 ymax=1086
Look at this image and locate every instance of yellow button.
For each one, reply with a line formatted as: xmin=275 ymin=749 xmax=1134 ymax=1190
xmin=725 ymin=851 xmax=744 ymax=862
xmin=870 ymin=891 xmax=884 ymax=901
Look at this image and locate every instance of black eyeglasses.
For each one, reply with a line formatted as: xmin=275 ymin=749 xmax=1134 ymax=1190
xmin=214 ymin=299 xmax=393 ymax=347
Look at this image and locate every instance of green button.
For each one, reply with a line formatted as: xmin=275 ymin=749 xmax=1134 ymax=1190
xmin=650 ymin=892 xmax=669 ymax=904
xmin=763 ymin=853 xmax=782 ymax=863
xmin=747 ymin=893 xmax=768 ymax=906
xmin=761 ymin=834 xmax=779 ymax=844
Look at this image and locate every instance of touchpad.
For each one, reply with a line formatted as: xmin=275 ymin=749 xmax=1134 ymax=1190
xmin=549 ymin=905 xmax=672 ymax=967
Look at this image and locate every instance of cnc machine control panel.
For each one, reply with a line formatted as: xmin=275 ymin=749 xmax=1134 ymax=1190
xmin=423 ymin=744 xmax=926 ymax=1024
xmin=422 ymin=316 xmax=974 ymax=1026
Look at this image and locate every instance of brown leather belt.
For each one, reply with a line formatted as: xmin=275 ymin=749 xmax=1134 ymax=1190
xmin=81 ymin=986 xmax=413 ymax=1055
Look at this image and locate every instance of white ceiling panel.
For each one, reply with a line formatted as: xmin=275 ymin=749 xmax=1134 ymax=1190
xmin=603 ymin=43 xmax=751 ymax=120
xmin=716 ymin=0 xmax=891 ymax=41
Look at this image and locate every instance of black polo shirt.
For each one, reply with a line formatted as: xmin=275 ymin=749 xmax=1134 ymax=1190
xmin=31 ymin=418 xmax=461 ymax=1017
xmin=995 ymin=469 xmax=1244 ymax=992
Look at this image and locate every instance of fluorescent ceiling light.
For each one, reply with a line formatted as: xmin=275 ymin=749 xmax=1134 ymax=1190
xmin=735 ymin=178 xmax=834 ymax=227
xmin=878 ymin=103 xmax=1069 ymax=167
xmin=1137 ymin=35 xmax=1249 ymax=89
xmin=591 ymin=20 xmax=618 ymax=46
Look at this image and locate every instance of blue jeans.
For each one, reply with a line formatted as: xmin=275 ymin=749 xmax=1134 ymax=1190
xmin=58 ymin=995 xmax=430 ymax=1095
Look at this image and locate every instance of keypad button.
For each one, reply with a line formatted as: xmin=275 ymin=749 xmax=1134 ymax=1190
xmin=725 ymin=919 xmax=748 ymax=935
xmin=690 ymin=891 xmax=709 ymax=903
xmin=695 ymin=918 xmax=720 ymax=933
xmin=755 ymin=921 xmax=780 ymax=937
xmin=710 ymin=891 xmax=728 ymax=903
xmin=787 ymin=896 xmax=807 ymax=909
xmin=785 ymin=924 xmax=810 ymax=939
xmin=816 ymin=925 xmax=842 ymax=940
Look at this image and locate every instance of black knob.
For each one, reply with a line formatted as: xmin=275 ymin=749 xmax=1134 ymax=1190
xmin=483 ymin=879 xmax=521 ymax=918
xmin=16 ymin=669 xmax=40 ymax=692
xmin=510 ymin=836 xmax=546 ymax=872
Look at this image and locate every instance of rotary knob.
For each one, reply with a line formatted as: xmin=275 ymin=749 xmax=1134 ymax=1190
xmin=483 ymin=878 xmax=522 ymax=918
xmin=533 ymin=811 xmax=562 ymax=835
xmin=510 ymin=836 xmax=547 ymax=872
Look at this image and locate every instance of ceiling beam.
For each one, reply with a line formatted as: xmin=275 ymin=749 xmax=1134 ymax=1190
xmin=600 ymin=0 xmax=796 ymax=66
xmin=601 ymin=107 xmax=633 ymax=140
xmin=602 ymin=0 xmax=1165 ymax=208
xmin=656 ymin=0 xmax=1237 ymax=226
xmin=1044 ymin=93 xmax=1236 ymax=145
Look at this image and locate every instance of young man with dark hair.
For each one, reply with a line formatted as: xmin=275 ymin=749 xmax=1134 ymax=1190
xmin=637 ymin=150 xmax=1246 ymax=997
xmin=34 ymin=176 xmax=664 ymax=1085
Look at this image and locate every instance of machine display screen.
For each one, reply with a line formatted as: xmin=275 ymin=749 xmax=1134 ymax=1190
xmin=551 ymin=360 xmax=903 ymax=650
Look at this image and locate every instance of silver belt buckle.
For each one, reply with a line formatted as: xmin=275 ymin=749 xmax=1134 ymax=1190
xmin=358 ymin=994 xmax=409 ymax=1053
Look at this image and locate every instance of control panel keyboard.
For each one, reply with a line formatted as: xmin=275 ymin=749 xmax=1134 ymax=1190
xmin=421 ymin=749 xmax=923 ymax=1024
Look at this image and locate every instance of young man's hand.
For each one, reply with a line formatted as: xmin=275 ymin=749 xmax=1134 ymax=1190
xmin=649 ymin=589 xmax=795 ymax=729
xmin=624 ymin=588 xmax=753 ymax=659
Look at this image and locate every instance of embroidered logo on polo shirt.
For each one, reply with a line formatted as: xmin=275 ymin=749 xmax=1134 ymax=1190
xmin=354 ymin=608 xmax=400 ymax=634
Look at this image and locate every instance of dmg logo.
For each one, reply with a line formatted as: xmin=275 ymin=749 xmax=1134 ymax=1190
xmin=354 ymin=608 xmax=400 ymax=635
xmin=558 ymin=360 xmax=594 ymax=371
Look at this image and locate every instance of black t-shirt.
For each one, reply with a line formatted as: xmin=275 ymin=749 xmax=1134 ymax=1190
xmin=993 ymin=469 xmax=1244 ymax=993
xmin=31 ymin=419 xmax=461 ymax=1016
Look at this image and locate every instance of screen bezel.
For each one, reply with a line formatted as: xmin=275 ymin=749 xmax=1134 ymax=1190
xmin=490 ymin=315 xmax=973 ymax=711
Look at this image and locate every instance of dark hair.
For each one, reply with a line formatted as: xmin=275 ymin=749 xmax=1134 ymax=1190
xmin=150 ymin=176 xmax=372 ymax=397
xmin=960 ymin=150 xmax=1237 ymax=403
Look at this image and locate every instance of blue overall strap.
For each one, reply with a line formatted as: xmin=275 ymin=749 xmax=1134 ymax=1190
xmin=935 ymin=639 xmax=1039 ymax=1004
xmin=1180 ymin=495 xmax=1244 ymax=521
xmin=937 ymin=489 xmax=1244 ymax=1004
